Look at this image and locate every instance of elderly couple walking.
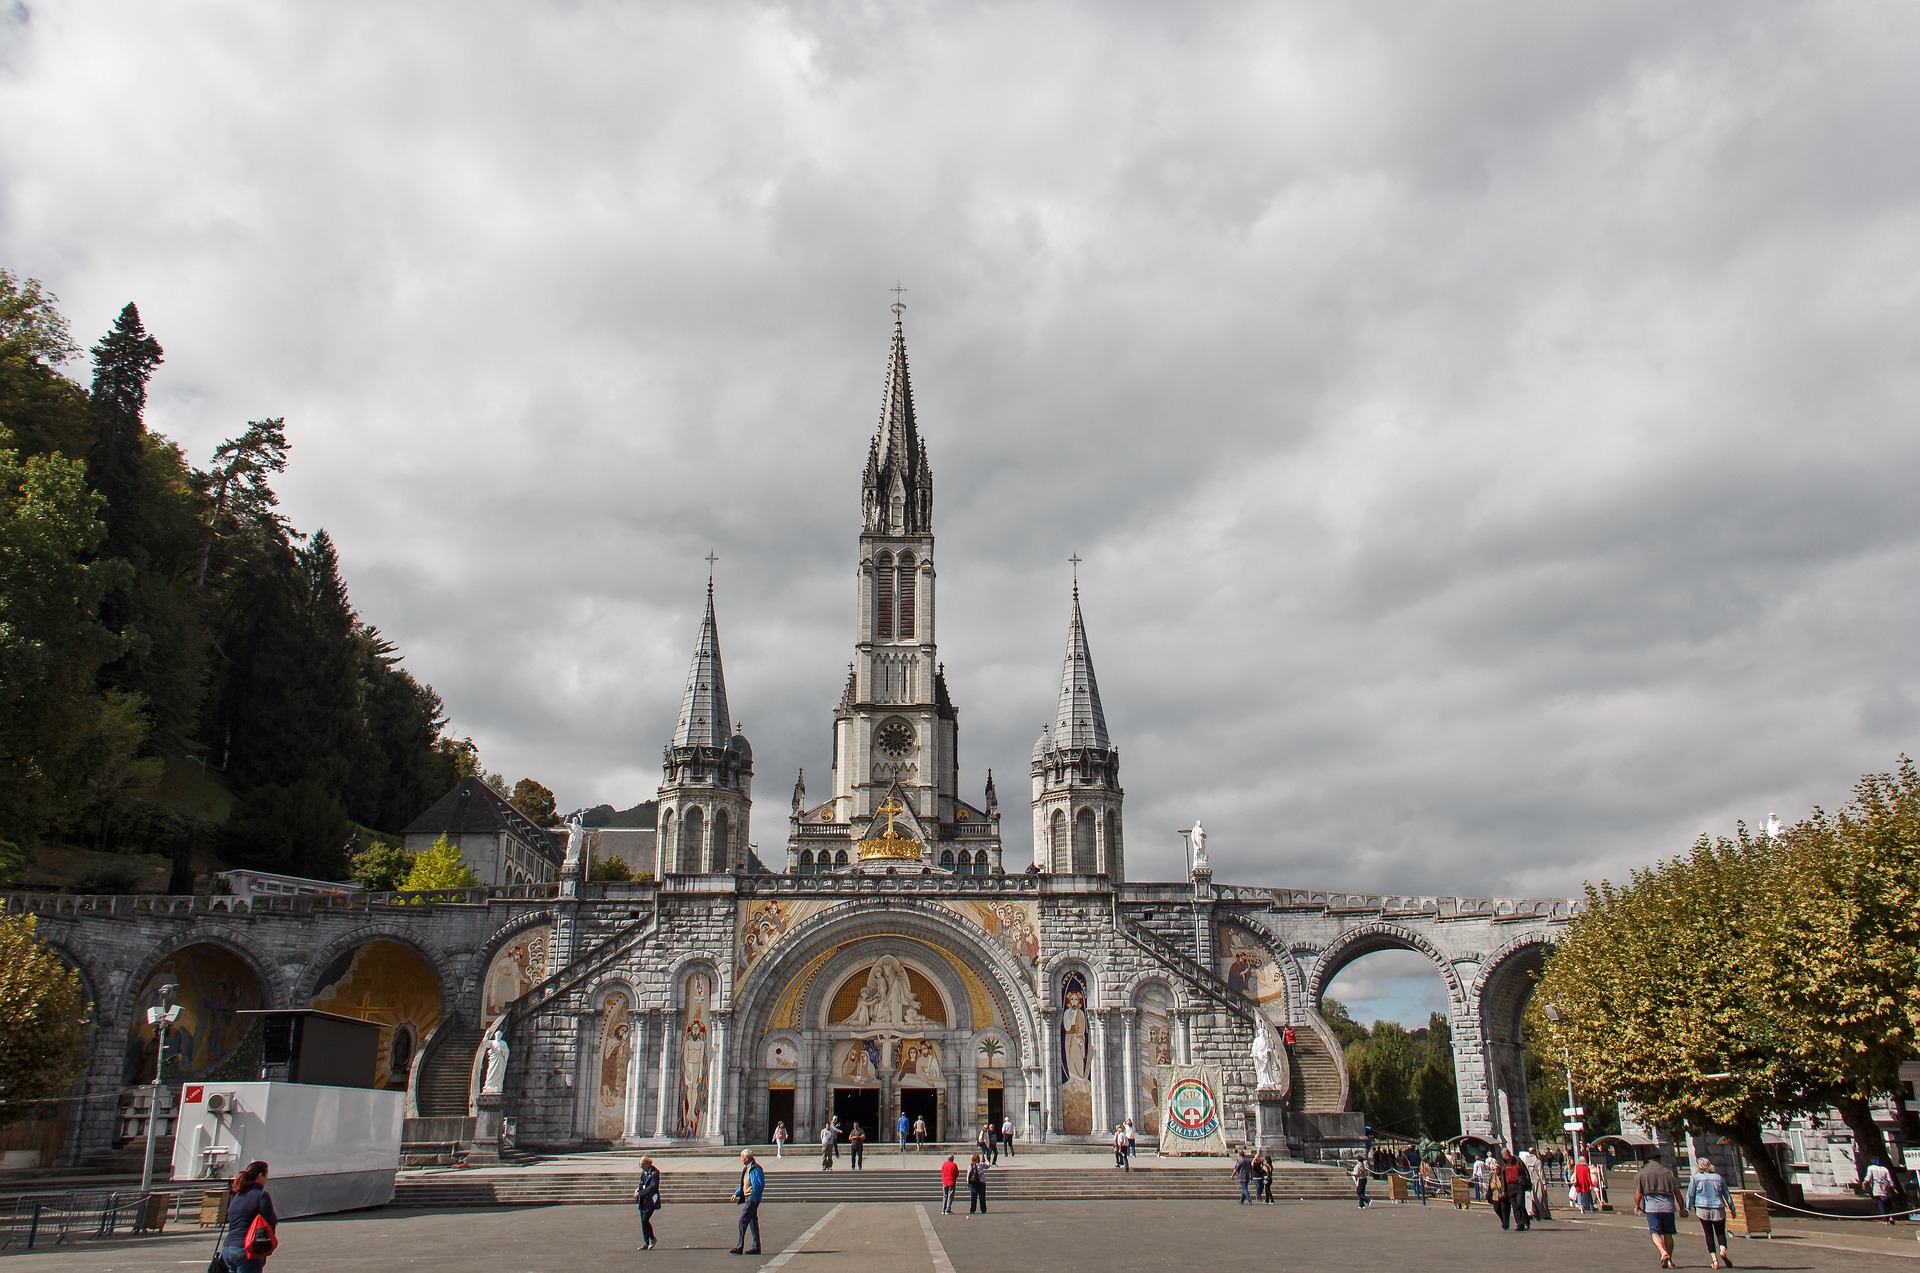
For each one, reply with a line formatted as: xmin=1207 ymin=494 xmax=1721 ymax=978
xmin=632 ymin=1150 xmax=766 ymax=1256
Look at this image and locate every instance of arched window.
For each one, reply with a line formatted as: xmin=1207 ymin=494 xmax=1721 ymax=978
xmin=799 ymin=849 xmax=814 ymax=875
xmin=1105 ymin=810 xmax=1122 ymax=877
xmin=875 ymin=552 xmax=895 ymax=639
xmin=659 ymin=809 xmax=675 ymax=874
xmin=1072 ymin=808 xmax=1097 ymax=874
xmin=1050 ymin=810 xmax=1068 ymax=873
xmin=680 ymin=806 xmax=705 ymax=875
xmin=834 ymin=849 xmax=848 ymax=867
xmin=712 ymin=809 xmax=730 ymax=872
xmin=940 ymin=850 xmax=955 ymax=869
xmin=896 ymin=554 xmax=916 ymax=638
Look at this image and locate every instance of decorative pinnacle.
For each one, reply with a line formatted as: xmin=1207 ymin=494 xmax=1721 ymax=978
xmin=1069 ymin=553 xmax=1082 ymax=593
xmin=890 ymin=281 xmax=908 ymax=322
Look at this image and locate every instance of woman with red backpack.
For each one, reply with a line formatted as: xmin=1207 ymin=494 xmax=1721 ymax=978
xmin=218 ymin=1160 xmax=278 ymax=1272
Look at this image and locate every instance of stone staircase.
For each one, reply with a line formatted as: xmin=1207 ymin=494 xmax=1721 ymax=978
xmin=393 ymin=1163 xmax=1357 ymax=1207
xmin=1286 ymin=1024 xmax=1346 ymax=1113
xmin=414 ymin=1026 xmax=483 ymax=1118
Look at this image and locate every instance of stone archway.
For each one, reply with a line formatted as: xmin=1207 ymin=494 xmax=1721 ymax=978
xmin=730 ymin=898 xmax=1041 ymax=1146
xmin=1472 ymin=935 xmax=1557 ymax=1147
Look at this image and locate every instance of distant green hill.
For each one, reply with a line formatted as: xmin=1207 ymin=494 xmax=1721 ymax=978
xmin=580 ymin=800 xmax=658 ymax=828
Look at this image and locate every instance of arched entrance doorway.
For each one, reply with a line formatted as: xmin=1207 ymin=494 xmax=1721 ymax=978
xmin=308 ymin=939 xmax=445 ymax=1094
xmin=731 ymin=899 xmax=1038 ymax=1147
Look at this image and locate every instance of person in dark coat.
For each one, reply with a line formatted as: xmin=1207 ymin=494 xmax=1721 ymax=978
xmin=221 ymin=1160 xmax=278 ymax=1273
xmin=731 ymin=1149 xmax=765 ymax=1256
xmin=634 ymin=1155 xmax=662 ymax=1250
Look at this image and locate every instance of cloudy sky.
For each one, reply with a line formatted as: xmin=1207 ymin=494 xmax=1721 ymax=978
xmin=5 ymin=2 xmax=1918 ymax=1017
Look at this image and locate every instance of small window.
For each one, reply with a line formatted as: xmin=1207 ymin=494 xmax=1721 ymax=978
xmin=799 ymin=850 xmax=815 ymax=875
xmin=835 ymin=850 xmax=848 ymax=866
xmin=940 ymin=850 xmax=955 ymax=869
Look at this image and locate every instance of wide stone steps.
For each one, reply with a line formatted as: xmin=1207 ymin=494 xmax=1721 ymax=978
xmin=393 ymin=1165 xmax=1356 ymax=1207
xmin=414 ymin=1028 xmax=482 ymax=1119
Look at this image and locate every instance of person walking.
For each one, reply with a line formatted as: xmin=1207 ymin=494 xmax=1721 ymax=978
xmin=1686 ymin=1156 xmax=1733 ymax=1268
xmin=967 ymin=1152 xmax=990 ymax=1215
xmin=220 ymin=1160 xmax=278 ymax=1273
xmin=1001 ymin=1115 xmax=1015 ymax=1158
xmin=1866 ymin=1157 xmax=1899 ymax=1224
xmin=1351 ymin=1156 xmax=1370 ymax=1208
xmin=1488 ymin=1152 xmax=1510 ymax=1229
xmin=634 ymin=1155 xmax=662 ymax=1251
xmin=1124 ymin=1118 xmax=1137 ymax=1167
xmin=772 ymin=1122 xmax=788 ymax=1159
xmin=730 ymin=1149 xmax=764 ymax=1256
xmin=1417 ymin=1156 xmax=1433 ymax=1206
xmin=830 ymin=1114 xmax=843 ymax=1160
xmin=1508 ymin=1150 xmax=1534 ymax=1231
xmin=1572 ymin=1156 xmax=1596 ymax=1213
xmin=1234 ymin=1149 xmax=1252 ymax=1204
xmin=1520 ymin=1147 xmax=1550 ymax=1223
xmin=978 ymin=1123 xmax=996 ymax=1166
xmin=1255 ymin=1151 xmax=1273 ymax=1203
xmin=913 ymin=1115 xmax=929 ymax=1150
xmin=1635 ymin=1155 xmax=1682 ymax=1268
xmin=1114 ymin=1124 xmax=1129 ymax=1170
xmin=941 ymin=1154 xmax=960 ymax=1214
xmin=819 ymin=1119 xmax=835 ymax=1171
xmin=1471 ymin=1153 xmax=1489 ymax=1202
xmin=848 ymin=1121 xmax=866 ymax=1170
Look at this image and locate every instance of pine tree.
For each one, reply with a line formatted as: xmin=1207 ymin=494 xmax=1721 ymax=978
xmin=85 ymin=303 xmax=163 ymax=565
xmin=1413 ymin=1013 xmax=1461 ymax=1139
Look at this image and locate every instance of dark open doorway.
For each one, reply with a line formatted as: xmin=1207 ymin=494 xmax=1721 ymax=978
xmin=985 ymin=1087 xmax=1004 ymax=1133
xmin=767 ymin=1089 xmax=794 ymax=1143
xmin=901 ymin=1087 xmax=939 ymax=1143
xmin=833 ymin=1088 xmax=879 ymax=1142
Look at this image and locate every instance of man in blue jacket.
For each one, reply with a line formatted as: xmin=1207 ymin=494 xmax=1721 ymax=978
xmin=898 ymin=1111 xmax=911 ymax=1152
xmin=731 ymin=1150 xmax=764 ymax=1256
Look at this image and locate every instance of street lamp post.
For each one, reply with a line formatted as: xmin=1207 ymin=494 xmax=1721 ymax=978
xmin=1543 ymin=1004 xmax=1584 ymax=1169
xmin=139 ymin=983 xmax=182 ymax=1194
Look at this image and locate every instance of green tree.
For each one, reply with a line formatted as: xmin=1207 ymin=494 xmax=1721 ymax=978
xmin=349 ymin=840 xmax=416 ymax=892
xmin=0 ymin=430 xmax=131 ymax=848
xmin=509 ymin=778 xmax=559 ymax=826
xmin=194 ymin=417 xmax=287 ymax=588
xmin=1320 ymin=998 xmax=1369 ymax=1052
xmin=1533 ymin=832 xmax=1815 ymax=1199
xmin=402 ymin=833 xmax=478 ymax=891
xmin=1413 ymin=1013 xmax=1461 ymax=1140
xmin=0 ymin=915 xmax=91 ymax=1125
xmin=588 ymin=854 xmax=634 ymax=882
xmin=224 ymin=780 xmax=354 ymax=879
xmin=1346 ymin=1020 xmax=1419 ymax=1137
xmin=0 ymin=270 xmax=90 ymax=461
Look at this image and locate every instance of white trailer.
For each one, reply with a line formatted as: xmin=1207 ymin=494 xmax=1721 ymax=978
xmin=171 ymin=1080 xmax=404 ymax=1216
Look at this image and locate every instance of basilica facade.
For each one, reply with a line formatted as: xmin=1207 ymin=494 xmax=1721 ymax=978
xmin=18 ymin=313 xmax=1580 ymax=1168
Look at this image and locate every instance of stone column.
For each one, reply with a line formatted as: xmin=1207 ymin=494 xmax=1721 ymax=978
xmin=1449 ymin=1007 xmax=1496 ymax=1141
xmin=624 ymin=1012 xmax=650 ymax=1139
xmin=1121 ymin=1010 xmax=1140 ymax=1128
xmin=1037 ymin=1010 xmax=1058 ymax=1140
xmin=654 ymin=1011 xmax=678 ymax=1140
xmin=1090 ymin=1012 xmax=1111 ymax=1134
xmin=706 ymin=1010 xmax=731 ymax=1141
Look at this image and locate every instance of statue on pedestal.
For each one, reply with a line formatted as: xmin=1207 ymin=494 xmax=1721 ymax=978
xmin=1251 ymin=1016 xmax=1285 ymax=1091
xmin=481 ymin=1027 xmax=511 ymax=1096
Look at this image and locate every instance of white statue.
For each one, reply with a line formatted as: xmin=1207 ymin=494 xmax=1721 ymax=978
xmin=480 ymin=1028 xmax=511 ymax=1096
xmin=563 ymin=814 xmax=587 ymax=872
xmin=1251 ymin=1017 xmax=1285 ymax=1091
xmin=833 ymin=955 xmax=931 ymax=1029
xmin=1189 ymin=820 xmax=1209 ymax=871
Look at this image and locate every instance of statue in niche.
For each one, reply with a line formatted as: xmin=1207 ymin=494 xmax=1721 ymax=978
xmin=834 ymin=955 xmax=932 ymax=1029
xmin=1251 ymin=1016 xmax=1285 ymax=1091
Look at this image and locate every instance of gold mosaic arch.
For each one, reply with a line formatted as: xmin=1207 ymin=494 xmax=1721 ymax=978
xmin=768 ymin=935 xmax=996 ymax=1032
xmin=825 ymin=960 xmax=952 ymax=1026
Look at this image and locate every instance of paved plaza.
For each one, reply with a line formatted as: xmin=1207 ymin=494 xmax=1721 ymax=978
xmin=10 ymin=1199 xmax=1920 ymax=1272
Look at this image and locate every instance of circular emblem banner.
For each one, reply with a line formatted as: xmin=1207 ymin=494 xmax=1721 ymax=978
xmin=1165 ymin=1076 xmax=1220 ymax=1140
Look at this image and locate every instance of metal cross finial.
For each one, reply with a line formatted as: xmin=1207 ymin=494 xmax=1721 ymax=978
xmin=1068 ymin=553 xmax=1082 ymax=586
xmin=706 ymin=551 xmax=719 ymax=575
xmin=891 ymin=282 xmax=908 ymax=321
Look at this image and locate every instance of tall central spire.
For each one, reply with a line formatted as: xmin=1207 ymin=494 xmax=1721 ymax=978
xmin=1052 ymin=585 xmax=1110 ymax=748
xmin=672 ymin=578 xmax=734 ymax=748
xmin=862 ymin=309 xmax=933 ymax=534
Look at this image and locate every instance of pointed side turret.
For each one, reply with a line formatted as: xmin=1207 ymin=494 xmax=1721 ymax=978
xmin=1031 ymin=584 xmax=1124 ymax=879
xmin=656 ymin=578 xmax=753 ymax=876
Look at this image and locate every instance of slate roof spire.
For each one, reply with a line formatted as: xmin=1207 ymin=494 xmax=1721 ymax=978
xmin=672 ymin=576 xmax=734 ymax=749
xmin=1051 ymin=583 xmax=1110 ymax=748
xmin=862 ymin=306 xmax=934 ymax=534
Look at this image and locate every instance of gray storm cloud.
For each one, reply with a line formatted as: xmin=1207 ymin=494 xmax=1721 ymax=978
xmin=3 ymin=0 xmax=1916 ymax=896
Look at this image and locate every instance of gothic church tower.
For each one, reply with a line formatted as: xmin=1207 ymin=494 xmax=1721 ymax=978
xmin=787 ymin=309 xmax=1001 ymax=875
xmin=1031 ymin=584 xmax=1124 ymax=879
xmin=655 ymin=579 xmax=754 ymax=876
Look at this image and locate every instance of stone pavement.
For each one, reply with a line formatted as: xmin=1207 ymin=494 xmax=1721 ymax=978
xmin=10 ymin=1198 xmax=1920 ymax=1272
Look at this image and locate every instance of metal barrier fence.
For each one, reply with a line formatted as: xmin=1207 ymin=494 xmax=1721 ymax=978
xmin=1 ymin=1189 xmax=193 ymax=1250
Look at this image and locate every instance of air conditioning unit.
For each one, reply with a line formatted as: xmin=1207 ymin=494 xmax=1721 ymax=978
xmin=205 ymin=1092 xmax=232 ymax=1115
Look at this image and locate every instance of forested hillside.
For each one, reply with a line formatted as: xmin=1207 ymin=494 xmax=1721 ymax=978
xmin=0 ymin=269 xmax=468 ymax=887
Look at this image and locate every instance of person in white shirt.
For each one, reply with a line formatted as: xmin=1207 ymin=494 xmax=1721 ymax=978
xmin=1865 ymin=1158 xmax=1900 ymax=1225
xmin=1472 ymin=1155 xmax=1490 ymax=1202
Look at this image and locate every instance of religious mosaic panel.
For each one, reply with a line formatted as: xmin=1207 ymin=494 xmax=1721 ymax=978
xmin=594 ymin=992 xmax=635 ymax=1140
xmin=125 ymin=945 xmax=263 ymax=1084
xmin=482 ymin=925 xmax=553 ymax=1025
xmin=830 ymin=1037 xmax=882 ymax=1085
xmin=677 ymin=972 xmax=714 ymax=1138
xmin=826 ymin=956 xmax=947 ymax=1029
xmin=1218 ymin=923 xmax=1289 ymax=1025
xmin=309 ymin=939 xmax=444 ymax=1089
xmin=974 ymin=1032 xmax=1007 ymax=1089
xmin=765 ymin=1038 xmax=798 ymax=1090
xmin=735 ymin=898 xmax=829 ymax=978
xmin=1058 ymin=970 xmax=1093 ymax=1135
xmin=942 ymin=899 xmax=1040 ymax=990
xmin=1136 ymin=986 xmax=1174 ymax=1137
xmin=893 ymin=1037 xmax=945 ymax=1087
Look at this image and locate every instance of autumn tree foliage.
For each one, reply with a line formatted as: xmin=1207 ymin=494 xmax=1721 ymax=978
xmin=0 ymin=915 xmax=91 ymax=1124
